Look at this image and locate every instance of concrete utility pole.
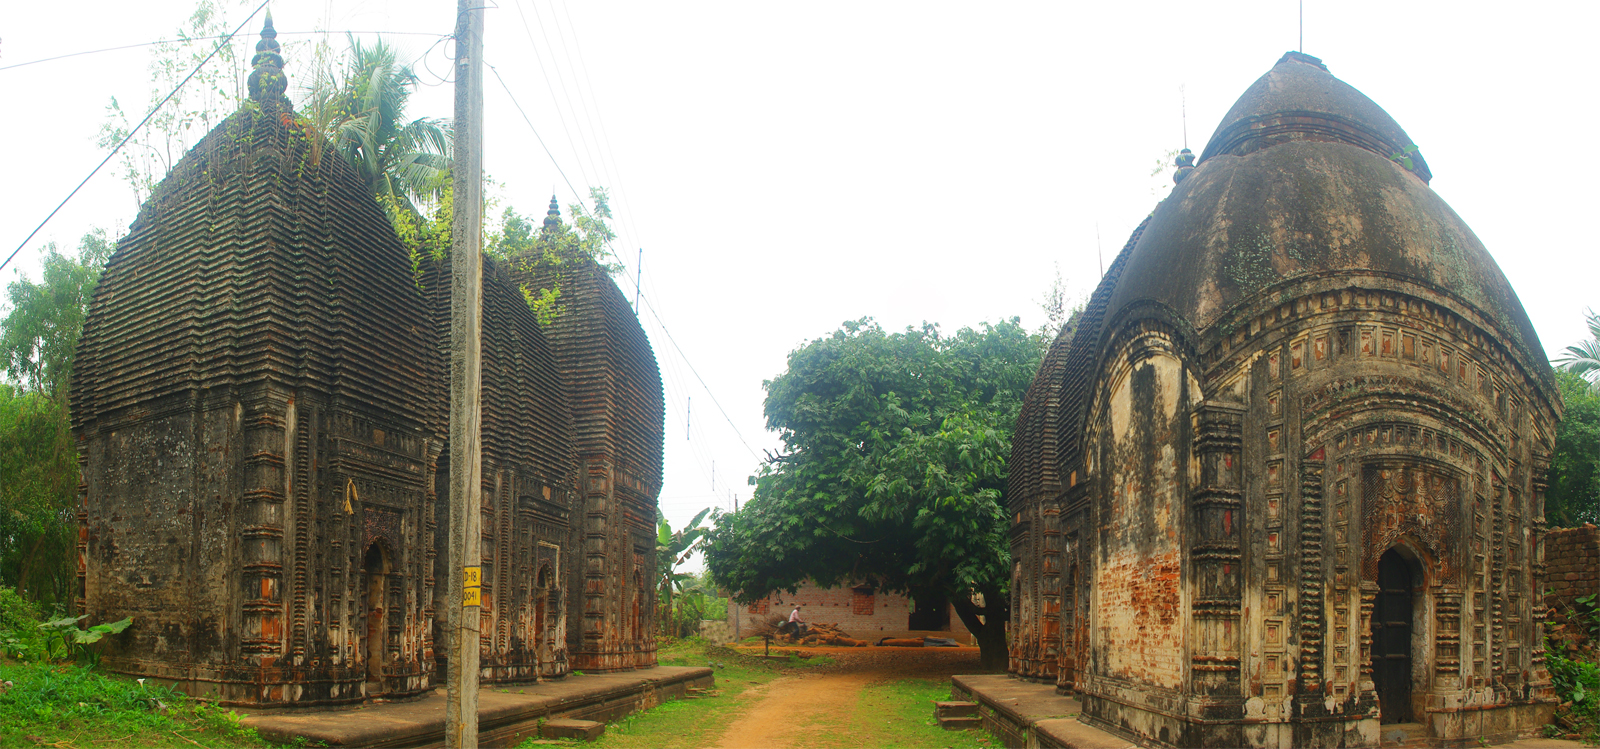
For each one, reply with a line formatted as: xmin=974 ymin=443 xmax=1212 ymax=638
xmin=446 ymin=0 xmax=484 ymax=745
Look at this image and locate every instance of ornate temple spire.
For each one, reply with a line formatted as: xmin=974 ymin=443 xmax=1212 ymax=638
xmin=543 ymin=194 xmax=562 ymax=231
xmin=1172 ymin=148 xmax=1196 ymax=185
xmin=247 ymin=12 xmax=288 ymax=103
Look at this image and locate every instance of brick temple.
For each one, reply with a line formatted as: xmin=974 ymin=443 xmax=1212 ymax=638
xmin=1005 ymin=52 xmax=1561 ymax=747
xmin=69 ymin=18 xmax=664 ymax=706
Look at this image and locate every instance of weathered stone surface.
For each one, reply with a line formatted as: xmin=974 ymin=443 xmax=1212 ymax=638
xmin=70 ymin=18 xmax=663 ymax=706
xmin=541 ymin=718 xmax=604 ymax=740
xmin=1006 ymin=51 xmax=1560 ymax=747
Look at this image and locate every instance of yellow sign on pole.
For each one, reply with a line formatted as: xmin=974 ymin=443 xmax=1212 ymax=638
xmin=463 ymin=566 xmax=482 ymax=606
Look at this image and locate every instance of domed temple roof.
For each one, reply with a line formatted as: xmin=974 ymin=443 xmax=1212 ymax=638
xmin=1200 ymin=51 xmax=1430 ymax=181
xmin=1105 ymin=52 xmax=1549 ymax=378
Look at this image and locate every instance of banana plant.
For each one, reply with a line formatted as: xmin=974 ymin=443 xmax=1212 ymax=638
xmin=657 ymin=508 xmax=712 ymax=632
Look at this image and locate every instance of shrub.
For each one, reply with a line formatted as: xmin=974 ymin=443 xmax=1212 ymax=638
xmin=0 ymin=588 xmax=47 ymax=661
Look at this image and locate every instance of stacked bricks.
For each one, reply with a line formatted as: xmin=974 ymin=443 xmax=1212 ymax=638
xmin=1545 ymin=524 xmax=1600 ymax=632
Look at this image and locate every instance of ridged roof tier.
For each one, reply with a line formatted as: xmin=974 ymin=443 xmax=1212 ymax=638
xmin=72 ymin=18 xmax=443 ymax=435
xmin=523 ymin=257 xmax=664 ymax=495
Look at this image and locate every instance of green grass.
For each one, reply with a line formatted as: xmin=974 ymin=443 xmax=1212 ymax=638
xmin=516 ymin=640 xmax=996 ymax=749
xmin=0 ymin=660 xmax=273 ymax=748
xmin=851 ymin=678 xmax=992 ymax=749
xmin=550 ymin=640 xmax=789 ymax=749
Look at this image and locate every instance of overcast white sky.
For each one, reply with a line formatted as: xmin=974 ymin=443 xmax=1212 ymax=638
xmin=2 ymin=1 xmax=1596 ymax=571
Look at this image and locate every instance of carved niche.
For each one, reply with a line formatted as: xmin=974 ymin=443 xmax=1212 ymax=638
xmin=1361 ymin=462 xmax=1462 ymax=582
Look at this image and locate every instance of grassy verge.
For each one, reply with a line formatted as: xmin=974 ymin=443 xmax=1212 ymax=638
xmin=545 ymin=639 xmax=797 ymax=749
xmin=518 ymin=638 xmax=997 ymax=749
xmin=0 ymin=660 xmax=272 ymax=748
xmin=850 ymin=678 xmax=992 ymax=749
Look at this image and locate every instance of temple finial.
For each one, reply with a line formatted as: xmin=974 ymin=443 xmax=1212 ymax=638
xmin=247 ymin=11 xmax=288 ymax=103
xmin=543 ymin=194 xmax=562 ymax=231
xmin=1172 ymin=148 xmax=1196 ymax=185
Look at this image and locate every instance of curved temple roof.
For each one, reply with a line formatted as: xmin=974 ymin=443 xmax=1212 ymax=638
xmin=1105 ymin=52 xmax=1549 ymax=386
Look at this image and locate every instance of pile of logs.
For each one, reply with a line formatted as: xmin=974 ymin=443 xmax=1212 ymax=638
xmin=748 ymin=615 xmax=869 ymax=646
xmin=794 ymin=622 xmax=868 ymax=647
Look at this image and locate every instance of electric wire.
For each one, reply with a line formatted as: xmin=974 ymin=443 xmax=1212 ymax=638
xmin=509 ymin=0 xmax=594 ymax=193
xmin=487 ymin=56 xmax=734 ymax=516
xmin=485 ymin=62 xmax=582 ymax=213
xmin=0 ymin=30 xmax=448 ymax=73
xmin=2 ymin=0 xmax=271 ymax=275
xmin=484 ymin=56 xmax=763 ymax=463
xmin=533 ymin=0 xmax=606 ymax=203
xmin=550 ymin=0 xmax=649 ymax=285
xmin=535 ymin=4 xmax=734 ymax=478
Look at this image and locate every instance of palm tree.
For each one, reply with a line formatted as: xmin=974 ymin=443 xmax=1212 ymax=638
xmin=299 ymin=35 xmax=452 ymax=221
xmin=1556 ymin=309 xmax=1600 ymax=393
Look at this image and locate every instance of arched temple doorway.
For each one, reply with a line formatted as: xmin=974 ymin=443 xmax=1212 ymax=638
xmin=1372 ymin=546 xmax=1421 ymax=724
xmin=362 ymin=542 xmax=392 ymax=690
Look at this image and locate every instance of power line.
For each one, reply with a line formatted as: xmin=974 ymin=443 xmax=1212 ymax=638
xmin=626 ymin=277 xmax=763 ymax=462
xmin=509 ymin=0 xmax=594 ymax=194
xmin=551 ymin=0 xmax=650 ymax=288
xmin=535 ymin=0 xmax=606 ymax=200
xmin=2 ymin=0 xmax=271 ymax=275
xmin=485 ymin=51 xmax=764 ymax=465
xmin=485 ymin=62 xmax=583 ymax=207
xmin=0 ymin=30 xmax=447 ymax=73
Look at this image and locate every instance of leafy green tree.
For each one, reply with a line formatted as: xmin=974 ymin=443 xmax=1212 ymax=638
xmin=703 ymin=318 xmax=1041 ymax=669
xmin=0 ymin=230 xmax=112 ymax=607
xmin=490 ymin=187 xmax=621 ymax=325
xmin=1 ymin=231 xmax=114 ymax=400
xmin=1035 ymin=262 xmax=1085 ymax=351
xmin=1549 ymin=369 xmax=1600 ymax=526
xmin=299 ymin=35 xmax=451 ymax=223
xmin=0 ymin=387 xmax=79 ymax=608
xmin=1556 ymin=309 xmax=1600 ymax=394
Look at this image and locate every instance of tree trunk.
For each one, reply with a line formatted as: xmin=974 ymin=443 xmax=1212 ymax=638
xmin=951 ymin=588 xmax=1009 ymax=672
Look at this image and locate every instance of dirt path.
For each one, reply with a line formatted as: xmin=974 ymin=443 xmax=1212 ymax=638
xmin=711 ymin=646 xmax=984 ymax=749
xmin=712 ymin=671 xmax=875 ymax=749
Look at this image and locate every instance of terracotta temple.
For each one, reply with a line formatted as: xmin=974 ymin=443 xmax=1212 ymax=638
xmin=69 ymin=17 xmax=664 ymax=706
xmin=1005 ymin=52 xmax=1561 ymax=747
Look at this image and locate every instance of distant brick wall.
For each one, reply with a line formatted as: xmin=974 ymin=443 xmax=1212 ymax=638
xmin=1546 ymin=524 xmax=1600 ymax=624
xmin=725 ymin=580 xmax=973 ymax=642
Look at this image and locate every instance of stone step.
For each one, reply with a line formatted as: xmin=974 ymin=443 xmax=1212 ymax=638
xmin=542 ymin=718 xmax=605 ymax=741
xmin=935 ymin=700 xmax=979 ymax=718
xmin=1379 ymin=722 xmax=1428 ymax=748
xmin=939 ymin=715 xmax=982 ymax=731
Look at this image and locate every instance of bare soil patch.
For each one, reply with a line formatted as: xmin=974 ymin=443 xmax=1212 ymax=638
xmin=712 ymin=647 xmax=985 ymax=748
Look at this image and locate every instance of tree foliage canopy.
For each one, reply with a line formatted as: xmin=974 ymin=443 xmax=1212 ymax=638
xmin=0 ymin=230 xmax=111 ymax=606
xmin=1549 ymin=369 xmax=1600 ymax=526
xmin=300 ymin=35 xmax=452 ymax=222
xmin=489 ymin=187 xmax=620 ymax=325
xmin=0 ymin=231 xmax=112 ymax=401
xmin=703 ymin=317 xmax=1040 ymax=667
xmin=1556 ymin=308 xmax=1600 ymax=394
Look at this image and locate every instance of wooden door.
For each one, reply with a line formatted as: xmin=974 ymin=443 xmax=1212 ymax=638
xmin=1373 ymin=548 xmax=1413 ymax=723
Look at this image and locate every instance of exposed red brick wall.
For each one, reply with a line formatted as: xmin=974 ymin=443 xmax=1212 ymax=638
xmin=1546 ymin=524 xmax=1600 ymax=625
xmin=728 ymin=581 xmax=973 ymax=641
